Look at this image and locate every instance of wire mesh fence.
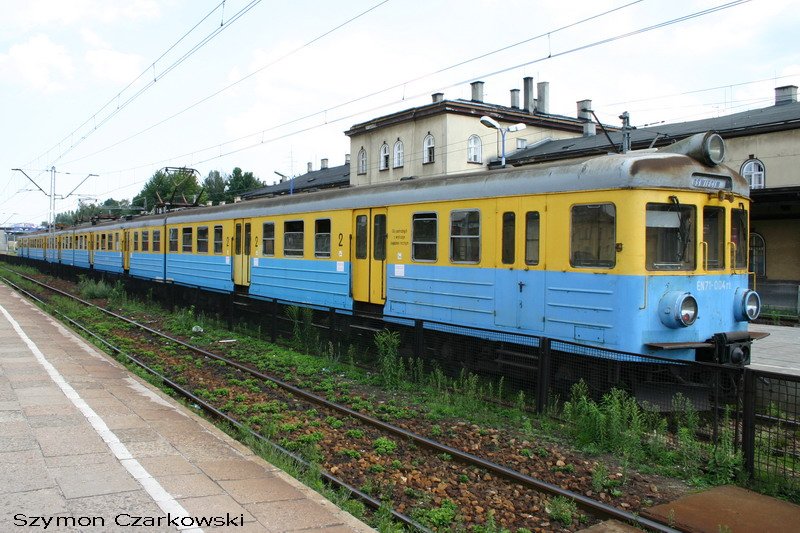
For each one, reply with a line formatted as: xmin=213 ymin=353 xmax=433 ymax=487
xmin=743 ymin=369 xmax=800 ymax=498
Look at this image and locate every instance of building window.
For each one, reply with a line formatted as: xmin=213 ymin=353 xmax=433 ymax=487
xmin=357 ymin=148 xmax=367 ymax=175
xmin=393 ymin=140 xmax=404 ymax=168
xmin=169 ymin=228 xmax=178 ymax=252
xmin=412 ymin=212 xmax=437 ymax=261
xmin=570 ymin=204 xmax=616 ymax=268
xmin=450 ymin=210 xmax=480 ymax=263
xmin=315 ymin=219 xmax=331 ymax=257
xmin=741 ymin=159 xmax=765 ymax=189
xmin=379 ymin=143 xmax=389 ymax=171
xmin=423 ymin=134 xmax=435 ymax=164
xmin=197 ymin=226 xmax=209 ymax=253
xmin=182 ymin=227 xmax=193 ymax=253
xmin=467 ymin=135 xmax=482 ymax=163
xmin=262 ymin=222 xmax=275 ymax=256
xmin=284 ymin=220 xmax=304 ymax=257
xmin=213 ymin=225 xmax=223 ymax=254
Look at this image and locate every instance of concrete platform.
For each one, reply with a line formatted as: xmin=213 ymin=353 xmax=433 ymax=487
xmin=0 ymin=282 xmax=374 ymax=533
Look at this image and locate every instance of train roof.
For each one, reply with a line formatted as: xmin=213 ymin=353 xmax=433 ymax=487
xmin=35 ymin=134 xmax=749 ymax=235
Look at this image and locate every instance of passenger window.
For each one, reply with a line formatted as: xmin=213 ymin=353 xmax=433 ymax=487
xmin=412 ymin=212 xmax=437 ymax=262
xmin=315 ymin=219 xmax=331 ymax=258
xmin=142 ymin=230 xmax=149 ymax=252
xmin=284 ymin=220 xmax=304 ymax=257
xmin=235 ymin=224 xmax=242 ymax=255
xmin=374 ymin=214 xmax=386 ymax=261
xmin=355 ymin=215 xmax=367 ymax=259
xmin=131 ymin=232 xmax=136 ymax=252
xmin=450 ymin=210 xmax=480 ymax=263
xmin=182 ymin=227 xmax=193 ymax=253
xmin=152 ymin=230 xmax=161 ymax=252
xmin=262 ymin=223 xmax=275 ymax=256
xmin=169 ymin=228 xmax=179 ymax=252
xmin=197 ymin=226 xmax=209 ymax=253
xmin=214 ymin=225 xmax=223 ymax=254
xmin=646 ymin=202 xmax=696 ymax=270
xmin=502 ymin=212 xmax=515 ymax=265
xmin=732 ymin=208 xmax=748 ymax=269
xmin=114 ymin=233 xmax=120 ymax=252
xmin=570 ymin=204 xmax=616 ymax=268
xmin=525 ymin=212 xmax=540 ymax=265
xmin=703 ymin=206 xmax=725 ymax=270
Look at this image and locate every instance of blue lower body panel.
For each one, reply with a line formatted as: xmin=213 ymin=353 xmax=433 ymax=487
xmin=165 ymin=254 xmax=233 ymax=292
xmin=94 ymin=252 xmax=123 ymax=274
xmin=386 ymin=264 xmax=750 ymax=361
xmin=130 ymin=253 xmax=164 ymax=281
xmin=250 ymin=258 xmax=351 ymax=309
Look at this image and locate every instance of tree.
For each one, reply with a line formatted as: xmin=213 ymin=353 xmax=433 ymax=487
xmin=225 ymin=167 xmax=263 ymax=202
xmin=203 ymin=170 xmax=226 ymax=204
xmin=132 ymin=168 xmax=202 ymax=212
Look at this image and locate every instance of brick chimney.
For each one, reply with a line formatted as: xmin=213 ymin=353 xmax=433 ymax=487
xmin=471 ymin=81 xmax=484 ymax=103
xmin=523 ymin=77 xmax=536 ymax=113
xmin=577 ymin=99 xmax=595 ymax=136
xmin=775 ymin=85 xmax=798 ymax=105
xmin=536 ymin=81 xmax=549 ymax=114
xmin=432 ymin=92 xmax=444 ymax=103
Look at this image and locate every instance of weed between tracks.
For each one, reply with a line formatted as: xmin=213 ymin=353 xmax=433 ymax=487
xmin=0 ymin=266 xmax=770 ymax=531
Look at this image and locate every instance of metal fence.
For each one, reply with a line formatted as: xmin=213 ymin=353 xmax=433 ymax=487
xmin=743 ymin=368 xmax=800 ymax=498
xmin=2 ymin=254 xmax=799 ymax=498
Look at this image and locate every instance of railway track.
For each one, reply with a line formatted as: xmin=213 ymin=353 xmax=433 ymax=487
xmin=0 ymin=266 xmax=681 ymax=533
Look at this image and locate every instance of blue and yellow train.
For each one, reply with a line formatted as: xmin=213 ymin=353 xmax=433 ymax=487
xmin=18 ymin=132 xmax=763 ymax=365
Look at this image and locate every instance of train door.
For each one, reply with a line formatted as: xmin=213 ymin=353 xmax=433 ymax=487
xmin=494 ymin=199 xmax=545 ymax=332
xmin=122 ymin=229 xmax=131 ymax=271
xmin=352 ymin=208 xmax=388 ymax=305
xmin=233 ymin=218 xmax=253 ymax=286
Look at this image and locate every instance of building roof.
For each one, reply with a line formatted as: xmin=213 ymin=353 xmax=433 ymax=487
xmin=242 ymin=163 xmax=351 ymax=199
xmin=345 ymin=97 xmax=589 ymax=137
xmin=507 ymin=99 xmax=800 ymax=165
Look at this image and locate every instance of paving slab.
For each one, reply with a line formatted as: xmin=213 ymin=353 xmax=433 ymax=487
xmin=0 ymin=282 xmax=374 ymax=533
xmin=643 ymin=485 xmax=800 ymax=532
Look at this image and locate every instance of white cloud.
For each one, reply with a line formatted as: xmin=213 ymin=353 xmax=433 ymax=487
xmin=0 ymin=34 xmax=74 ymax=92
xmin=9 ymin=0 xmax=161 ymax=29
xmin=85 ymin=48 xmax=144 ymax=84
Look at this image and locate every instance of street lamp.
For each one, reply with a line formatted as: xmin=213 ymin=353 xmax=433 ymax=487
xmin=480 ymin=116 xmax=526 ymax=168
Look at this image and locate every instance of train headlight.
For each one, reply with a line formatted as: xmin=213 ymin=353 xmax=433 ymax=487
xmin=659 ymin=291 xmax=699 ymax=328
xmin=734 ymin=288 xmax=761 ymax=321
xmin=704 ymin=133 xmax=725 ymax=165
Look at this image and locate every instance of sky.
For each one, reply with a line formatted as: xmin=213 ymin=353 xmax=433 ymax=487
xmin=1 ymin=0 xmax=798 ymax=227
